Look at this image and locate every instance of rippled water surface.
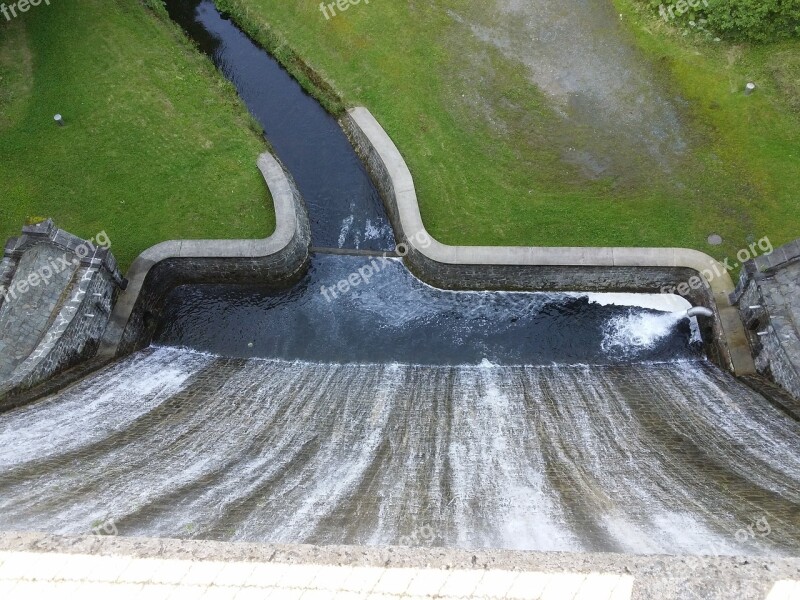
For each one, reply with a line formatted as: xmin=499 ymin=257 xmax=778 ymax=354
xmin=154 ymin=254 xmax=702 ymax=366
xmin=164 ymin=0 xmax=395 ymax=250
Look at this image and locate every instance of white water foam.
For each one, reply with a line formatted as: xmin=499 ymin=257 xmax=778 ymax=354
xmin=601 ymin=309 xmax=685 ymax=355
xmin=337 ymin=215 xmax=354 ymax=248
xmin=363 ymin=218 xmax=392 ymax=242
xmin=1 ymin=347 xmax=798 ymax=555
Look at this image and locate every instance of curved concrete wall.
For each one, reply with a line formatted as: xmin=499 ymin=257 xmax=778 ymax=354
xmin=99 ymin=152 xmax=311 ymax=357
xmin=340 ymin=107 xmax=755 ymax=375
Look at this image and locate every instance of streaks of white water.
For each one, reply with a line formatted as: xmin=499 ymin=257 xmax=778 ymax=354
xmin=653 ymin=362 xmax=800 ymax=504
xmin=337 ymin=215 xmax=354 ymax=248
xmin=601 ymin=310 xmax=684 ymax=355
xmin=0 ymin=347 xmax=211 ymax=469
xmin=262 ymin=364 xmax=397 ymax=542
xmin=524 ymin=363 xmax=749 ymax=555
xmin=363 ymin=218 xmax=392 ymax=243
xmin=0 ymin=349 xmax=798 ymax=556
xmin=447 ymin=363 xmax=579 ymax=551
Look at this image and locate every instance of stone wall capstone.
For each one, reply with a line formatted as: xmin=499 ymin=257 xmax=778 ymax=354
xmin=0 ymin=220 xmax=125 ymax=408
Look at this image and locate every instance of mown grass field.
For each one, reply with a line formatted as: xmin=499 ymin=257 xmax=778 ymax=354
xmin=0 ymin=0 xmax=275 ymax=269
xmin=220 ymin=0 xmax=799 ymax=264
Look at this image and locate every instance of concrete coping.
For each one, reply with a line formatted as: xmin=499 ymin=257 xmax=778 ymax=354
xmin=347 ymin=108 xmax=735 ymax=294
xmin=3 ymin=218 xmax=123 ymax=285
xmin=98 ymin=152 xmax=305 ymax=357
xmin=0 ymin=531 xmax=797 ymax=600
xmin=753 ymin=239 xmax=800 ymax=273
xmin=344 ymin=107 xmax=755 ymax=375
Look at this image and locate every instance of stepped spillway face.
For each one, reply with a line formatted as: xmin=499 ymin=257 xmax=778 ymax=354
xmin=1 ymin=346 xmax=798 ymax=556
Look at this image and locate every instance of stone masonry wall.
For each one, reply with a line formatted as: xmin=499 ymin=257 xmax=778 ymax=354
xmin=0 ymin=220 xmax=125 ymax=405
xmin=733 ymin=240 xmax=800 ymax=401
xmin=0 ymin=254 xmax=16 ymax=314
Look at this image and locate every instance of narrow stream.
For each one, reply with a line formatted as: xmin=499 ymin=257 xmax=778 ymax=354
xmin=164 ymin=0 xmax=395 ymax=250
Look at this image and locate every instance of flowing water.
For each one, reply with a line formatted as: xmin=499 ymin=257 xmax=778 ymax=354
xmin=164 ymin=0 xmax=395 ymax=250
xmin=0 ymin=346 xmax=798 ymax=555
xmin=153 ymin=254 xmax=701 ymax=366
xmin=0 ymin=0 xmax=796 ymax=557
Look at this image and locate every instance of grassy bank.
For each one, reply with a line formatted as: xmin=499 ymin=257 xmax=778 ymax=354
xmin=614 ymin=0 xmax=800 ymax=256
xmin=0 ymin=0 xmax=275 ymax=269
xmin=220 ymin=0 xmax=799 ymax=264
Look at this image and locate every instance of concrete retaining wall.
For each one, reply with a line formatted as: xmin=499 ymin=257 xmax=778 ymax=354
xmin=99 ymin=152 xmax=312 ymax=357
xmin=340 ymin=107 xmax=755 ymax=376
xmin=732 ymin=240 xmax=800 ymax=400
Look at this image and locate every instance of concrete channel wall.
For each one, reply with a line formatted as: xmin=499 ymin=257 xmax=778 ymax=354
xmin=340 ymin=107 xmax=756 ymax=376
xmin=98 ymin=152 xmax=311 ymax=358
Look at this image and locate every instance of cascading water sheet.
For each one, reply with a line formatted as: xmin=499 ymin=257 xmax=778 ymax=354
xmin=0 ymin=346 xmax=798 ymax=556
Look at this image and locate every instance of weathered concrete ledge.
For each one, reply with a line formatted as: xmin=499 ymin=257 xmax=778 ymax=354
xmin=0 ymin=531 xmax=797 ymax=600
xmin=99 ymin=152 xmax=311 ymax=358
xmin=340 ymin=107 xmax=755 ymax=376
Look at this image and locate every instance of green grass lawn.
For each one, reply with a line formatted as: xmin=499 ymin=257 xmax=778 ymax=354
xmin=0 ymin=0 xmax=275 ymax=270
xmin=219 ymin=0 xmax=800 ymax=265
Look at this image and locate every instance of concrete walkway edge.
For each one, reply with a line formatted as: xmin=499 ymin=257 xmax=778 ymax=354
xmin=0 ymin=531 xmax=797 ymax=600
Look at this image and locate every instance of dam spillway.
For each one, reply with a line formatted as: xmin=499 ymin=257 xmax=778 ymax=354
xmin=0 ymin=346 xmax=798 ymax=556
xmin=0 ymin=0 xmax=797 ymax=564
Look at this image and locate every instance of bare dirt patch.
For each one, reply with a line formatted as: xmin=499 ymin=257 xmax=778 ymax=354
xmin=448 ymin=0 xmax=692 ymax=184
xmin=0 ymin=20 xmax=33 ymax=131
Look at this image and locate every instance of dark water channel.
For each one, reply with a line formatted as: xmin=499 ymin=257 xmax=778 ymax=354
xmin=154 ymin=254 xmax=701 ymax=365
xmin=165 ymin=0 xmax=395 ymax=251
xmin=159 ymin=0 xmax=701 ymax=366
